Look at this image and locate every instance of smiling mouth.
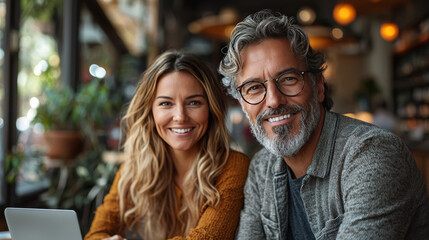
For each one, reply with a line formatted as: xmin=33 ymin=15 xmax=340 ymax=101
xmin=170 ymin=128 xmax=193 ymax=134
xmin=267 ymin=113 xmax=293 ymax=123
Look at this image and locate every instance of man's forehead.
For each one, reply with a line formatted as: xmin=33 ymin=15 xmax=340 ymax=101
xmin=237 ymin=39 xmax=305 ymax=83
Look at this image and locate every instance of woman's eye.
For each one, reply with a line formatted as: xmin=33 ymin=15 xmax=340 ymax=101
xmin=159 ymin=102 xmax=171 ymax=106
xmin=189 ymin=101 xmax=201 ymax=106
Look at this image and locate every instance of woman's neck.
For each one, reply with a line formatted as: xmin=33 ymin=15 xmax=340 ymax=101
xmin=171 ymin=147 xmax=199 ymax=190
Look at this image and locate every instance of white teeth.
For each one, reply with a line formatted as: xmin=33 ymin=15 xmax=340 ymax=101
xmin=171 ymin=128 xmax=192 ymax=133
xmin=267 ymin=114 xmax=291 ymax=122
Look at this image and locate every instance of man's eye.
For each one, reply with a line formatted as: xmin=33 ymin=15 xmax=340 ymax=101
xmin=244 ymin=83 xmax=263 ymax=94
xmin=249 ymin=85 xmax=261 ymax=91
xmin=278 ymin=75 xmax=299 ymax=85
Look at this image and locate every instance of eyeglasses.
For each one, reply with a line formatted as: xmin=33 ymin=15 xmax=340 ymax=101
xmin=236 ymin=69 xmax=310 ymax=105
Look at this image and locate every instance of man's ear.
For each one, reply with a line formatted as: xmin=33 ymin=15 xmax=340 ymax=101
xmin=316 ymin=75 xmax=325 ymax=103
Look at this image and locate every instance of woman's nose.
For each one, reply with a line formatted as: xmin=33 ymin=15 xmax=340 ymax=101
xmin=173 ymin=106 xmax=187 ymax=122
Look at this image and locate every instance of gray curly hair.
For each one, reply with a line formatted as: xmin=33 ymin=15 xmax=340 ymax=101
xmin=218 ymin=9 xmax=333 ymax=110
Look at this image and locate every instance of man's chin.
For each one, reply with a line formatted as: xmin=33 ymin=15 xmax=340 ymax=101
xmin=263 ymin=131 xmax=277 ymax=141
xmin=272 ymin=124 xmax=297 ymax=137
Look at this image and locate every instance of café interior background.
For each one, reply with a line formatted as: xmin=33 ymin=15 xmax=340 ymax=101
xmin=1 ymin=0 xmax=429 ymax=234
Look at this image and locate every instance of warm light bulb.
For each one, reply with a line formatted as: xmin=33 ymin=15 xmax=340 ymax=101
xmin=380 ymin=22 xmax=399 ymax=41
xmin=297 ymin=7 xmax=316 ymax=25
xmin=333 ymin=3 xmax=356 ymax=25
xmin=331 ymin=27 xmax=344 ymax=39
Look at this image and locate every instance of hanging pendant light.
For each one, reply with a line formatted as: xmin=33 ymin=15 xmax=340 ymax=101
xmin=333 ymin=3 xmax=356 ymax=25
xmin=380 ymin=22 xmax=399 ymax=41
xmin=297 ymin=7 xmax=316 ymax=25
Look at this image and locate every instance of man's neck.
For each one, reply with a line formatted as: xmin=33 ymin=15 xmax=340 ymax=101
xmin=284 ymin=107 xmax=326 ymax=179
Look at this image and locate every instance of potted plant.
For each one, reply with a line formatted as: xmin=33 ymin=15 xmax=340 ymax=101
xmin=32 ymin=79 xmax=115 ymax=160
xmin=32 ymin=84 xmax=83 ymax=159
xmin=4 ymin=144 xmax=45 ymax=205
xmin=33 ymin=79 xmax=123 ymax=232
xmin=73 ymin=78 xmax=116 ymax=148
xmin=354 ymin=76 xmax=381 ymax=112
xmin=5 ymin=146 xmax=27 ymax=184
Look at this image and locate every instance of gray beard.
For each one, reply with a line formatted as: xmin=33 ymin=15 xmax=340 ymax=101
xmin=244 ymin=91 xmax=321 ymax=157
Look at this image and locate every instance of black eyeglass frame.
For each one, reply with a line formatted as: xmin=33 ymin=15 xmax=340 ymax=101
xmin=236 ymin=69 xmax=313 ymax=105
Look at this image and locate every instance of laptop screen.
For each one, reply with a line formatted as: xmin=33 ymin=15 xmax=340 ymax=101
xmin=5 ymin=207 xmax=83 ymax=240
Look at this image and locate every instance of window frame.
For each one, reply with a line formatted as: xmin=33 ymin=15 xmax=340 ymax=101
xmin=1 ymin=0 xmax=20 ymax=209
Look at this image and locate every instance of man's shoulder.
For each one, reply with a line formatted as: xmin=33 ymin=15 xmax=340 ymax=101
xmin=325 ymin=112 xmax=410 ymax=167
xmin=334 ymin=112 xmax=401 ymax=143
xmin=331 ymin=112 xmax=412 ymax=168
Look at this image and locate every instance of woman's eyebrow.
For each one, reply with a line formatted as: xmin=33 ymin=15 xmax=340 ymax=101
xmin=186 ymin=94 xmax=205 ymax=99
xmin=155 ymin=94 xmax=205 ymax=100
xmin=155 ymin=96 xmax=173 ymax=100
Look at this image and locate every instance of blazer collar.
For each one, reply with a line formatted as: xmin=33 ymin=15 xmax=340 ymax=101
xmin=306 ymin=111 xmax=339 ymax=178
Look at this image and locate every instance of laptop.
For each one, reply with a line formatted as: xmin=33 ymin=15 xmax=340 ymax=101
xmin=4 ymin=207 xmax=83 ymax=240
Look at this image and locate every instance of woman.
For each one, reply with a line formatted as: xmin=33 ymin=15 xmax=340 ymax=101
xmin=84 ymin=50 xmax=250 ymax=240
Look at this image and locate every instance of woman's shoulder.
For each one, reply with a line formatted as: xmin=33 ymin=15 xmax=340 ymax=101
xmin=229 ymin=149 xmax=250 ymax=160
xmin=225 ymin=149 xmax=250 ymax=169
xmin=215 ymin=149 xmax=250 ymax=187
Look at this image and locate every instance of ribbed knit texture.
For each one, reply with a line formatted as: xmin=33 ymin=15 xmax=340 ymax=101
xmin=84 ymin=150 xmax=249 ymax=240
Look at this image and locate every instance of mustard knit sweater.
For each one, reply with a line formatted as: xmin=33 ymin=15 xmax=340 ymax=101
xmin=84 ymin=150 xmax=250 ymax=240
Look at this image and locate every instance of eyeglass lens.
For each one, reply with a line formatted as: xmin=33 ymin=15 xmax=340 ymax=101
xmin=239 ymin=70 xmax=304 ymax=104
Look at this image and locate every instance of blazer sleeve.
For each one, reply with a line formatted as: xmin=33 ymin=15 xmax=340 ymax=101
xmin=338 ymin=133 xmax=429 ymax=239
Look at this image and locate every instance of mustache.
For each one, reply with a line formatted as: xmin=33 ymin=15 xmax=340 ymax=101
xmin=256 ymin=105 xmax=303 ymax=124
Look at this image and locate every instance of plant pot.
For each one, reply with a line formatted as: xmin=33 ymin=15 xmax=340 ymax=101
xmin=44 ymin=130 xmax=84 ymax=160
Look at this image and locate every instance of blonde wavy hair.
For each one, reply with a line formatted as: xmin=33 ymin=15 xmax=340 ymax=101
xmin=118 ymin=50 xmax=230 ymax=239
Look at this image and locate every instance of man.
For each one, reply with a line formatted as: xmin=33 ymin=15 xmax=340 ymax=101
xmin=219 ymin=9 xmax=429 ymax=240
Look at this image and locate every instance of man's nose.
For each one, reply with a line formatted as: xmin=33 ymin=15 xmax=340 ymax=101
xmin=265 ymin=81 xmax=286 ymax=109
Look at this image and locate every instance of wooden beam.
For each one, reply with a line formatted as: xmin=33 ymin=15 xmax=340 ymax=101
xmin=62 ymin=0 xmax=81 ymax=90
xmin=84 ymin=0 xmax=129 ymax=56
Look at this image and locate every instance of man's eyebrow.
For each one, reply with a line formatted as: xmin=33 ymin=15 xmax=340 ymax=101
xmin=240 ymin=68 xmax=299 ymax=85
xmin=240 ymin=77 xmax=261 ymax=85
xmin=276 ymin=68 xmax=299 ymax=76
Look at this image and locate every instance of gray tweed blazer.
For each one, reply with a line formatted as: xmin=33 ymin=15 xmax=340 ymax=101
xmin=236 ymin=111 xmax=429 ymax=240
